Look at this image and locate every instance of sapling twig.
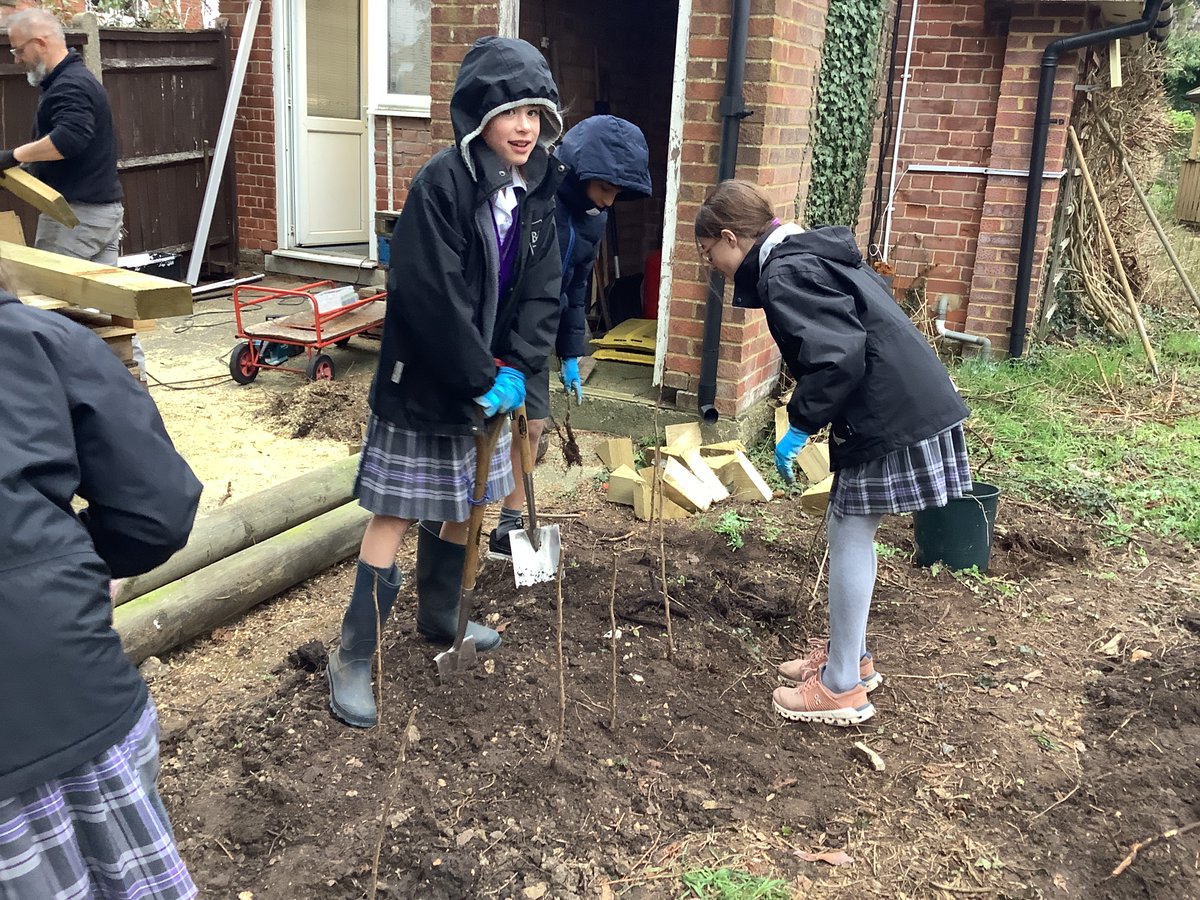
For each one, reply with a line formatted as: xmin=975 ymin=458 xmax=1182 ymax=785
xmin=368 ymin=706 xmax=418 ymax=900
xmin=608 ymin=554 xmax=619 ymax=730
xmin=550 ymin=556 xmax=567 ymax=766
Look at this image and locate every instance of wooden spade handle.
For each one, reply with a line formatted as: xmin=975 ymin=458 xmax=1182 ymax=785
xmin=513 ymin=404 xmax=534 ymax=478
xmin=462 ymin=415 xmax=506 ymax=594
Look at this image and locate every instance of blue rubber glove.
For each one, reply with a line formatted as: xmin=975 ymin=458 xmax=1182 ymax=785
xmin=560 ymin=357 xmax=583 ymax=404
xmin=474 ymin=365 xmax=526 ymax=418
xmin=775 ymin=425 xmax=810 ymax=484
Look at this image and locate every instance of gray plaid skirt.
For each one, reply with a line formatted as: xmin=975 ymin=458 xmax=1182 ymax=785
xmin=354 ymin=414 xmax=515 ymax=522
xmin=830 ymin=422 xmax=972 ymax=517
xmin=0 ymin=699 xmax=197 ymax=899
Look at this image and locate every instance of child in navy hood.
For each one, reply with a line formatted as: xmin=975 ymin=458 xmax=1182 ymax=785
xmin=491 ymin=114 xmax=652 ymax=556
xmin=695 ymin=180 xmax=972 ymax=729
xmin=329 ymin=36 xmax=566 ymax=729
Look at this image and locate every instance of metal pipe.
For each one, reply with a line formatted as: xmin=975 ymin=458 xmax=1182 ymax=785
xmin=1008 ymin=0 xmax=1164 ymax=358
xmin=696 ymin=0 xmax=751 ymax=424
xmin=936 ymin=295 xmax=992 ymax=357
xmin=186 ymin=0 xmax=262 ymax=286
xmin=191 ymin=273 xmax=265 ymax=298
xmin=880 ymin=0 xmax=920 ymax=263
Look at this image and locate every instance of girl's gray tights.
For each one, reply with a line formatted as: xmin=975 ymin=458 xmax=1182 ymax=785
xmin=823 ymin=511 xmax=883 ymax=694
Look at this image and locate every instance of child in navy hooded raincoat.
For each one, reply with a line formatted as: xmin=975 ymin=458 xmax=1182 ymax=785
xmin=491 ymin=115 xmax=652 ymax=555
xmin=328 ymin=36 xmax=566 ymax=729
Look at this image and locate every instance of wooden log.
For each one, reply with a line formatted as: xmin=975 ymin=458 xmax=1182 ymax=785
xmin=800 ymin=474 xmax=835 ymax=514
xmin=660 ymin=457 xmax=714 ymax=512
xmin=114 ymin=502 xmax=371 ymax=664
xmin=0 ymin=240 xmax=192 ymax=319
xmin=0 ymin=167 xmax=79 ymax=227
xmin=632 ymin=470 xmax=690 ymax=521
xmin=797 ymin=442 xmax=831 ymax=483
xmin=114 ymin=454 xmax=360 ymax=604
xmin=663 ymin=421 xmax=702 ymax=451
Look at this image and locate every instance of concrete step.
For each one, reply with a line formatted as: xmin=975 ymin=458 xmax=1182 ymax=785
xmin=265 ymin=250 xmax=385 ymax=288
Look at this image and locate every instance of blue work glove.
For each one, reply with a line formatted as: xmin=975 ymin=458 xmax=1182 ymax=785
xmin=775 ymin=425 xmax=810 ymax=484
xmin=560 ymin=357 xmax=583 ymax=404
xmin=474 ymin=365 xmax=526 ymax=418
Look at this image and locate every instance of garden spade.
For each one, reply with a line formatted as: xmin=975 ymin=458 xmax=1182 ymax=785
xmin=508 ymin=405 xmax=561 ymax=587
xmin=435 ymin=415 xmax=506 ymax=680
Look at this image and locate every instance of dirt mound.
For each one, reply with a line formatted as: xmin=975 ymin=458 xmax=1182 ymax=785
xmin=263 ymin=380 xmax=368 ymax=443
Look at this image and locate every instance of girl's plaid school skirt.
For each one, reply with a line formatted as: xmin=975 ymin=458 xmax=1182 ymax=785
xmin=830 ymin=422 xmax=972 ymax=518
xmin=354 ymin=413 xmax=516 ymax=523
xmin=0 ymin=699 xmax=196 ymax=899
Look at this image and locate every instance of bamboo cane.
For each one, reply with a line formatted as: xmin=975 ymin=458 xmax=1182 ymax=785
xmin=1066 ymin=126 xmax=1160 ymax=376
xmin=1095 ymin=117 xmax=1200 ymax=316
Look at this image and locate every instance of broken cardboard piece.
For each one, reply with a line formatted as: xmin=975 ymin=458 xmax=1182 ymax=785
xmin=681 ymin=447 xmax=730 ymax=503
xmin=605 ymin=464 xmax=645 ymax=507
xmin=712 ymin=451 xmax=773 ymax=502
xmin=596 ymin=437 xmax=636 ymax=470
xmin=797 ymin=441 xmax=831 ymax=483
xmin=799 ymin=474 xmax=835 ymax=514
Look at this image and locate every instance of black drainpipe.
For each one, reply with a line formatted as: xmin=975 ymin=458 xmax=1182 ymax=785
xmin=696 ymin=0 xmax=752 ymax=423
xmin=1008 ymin=0 xmax=1164 ymax=358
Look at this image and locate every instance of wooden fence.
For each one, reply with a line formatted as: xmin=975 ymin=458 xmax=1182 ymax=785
xmin=0 ymin=27 xmax=237 ymax=276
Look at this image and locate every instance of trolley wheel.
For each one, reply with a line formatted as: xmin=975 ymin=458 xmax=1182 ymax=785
xmin=229 ymin=341 xmax=259 ymax=385
xmin=335 ymin=338 xmax=351 ymax=350
xmin=307 ymin=353 xmax=336 ymax=382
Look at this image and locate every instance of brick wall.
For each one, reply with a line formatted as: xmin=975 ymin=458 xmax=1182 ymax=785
xmin=964 ymin=3 xmax=1084 ymax=346
xmin=862 ymin=0 xmax=1085 ymax=345
xmin=873 ymin=0 xmax=1007 ymax=329
xmin=665 ymin=0 xmax=829 ymax=418
xmin=224 ymin=0 xmax=276 ymax=256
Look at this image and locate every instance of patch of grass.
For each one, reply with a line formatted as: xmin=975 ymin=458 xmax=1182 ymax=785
xmin=713 ymin=511 xmax=749 ymax=550
xmin=874 ymin=540 xmax=902 ymax=560
xmin=679 ymin=867 xmax=792 ymax=900
xmin=953 ymin=334 xmax=1200 ymax=543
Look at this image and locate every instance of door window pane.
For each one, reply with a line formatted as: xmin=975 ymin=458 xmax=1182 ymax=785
xmin=307 ymin=0 xmax=361 ymax=118
xmin=389 ymin=0 xmax=431 ymax=97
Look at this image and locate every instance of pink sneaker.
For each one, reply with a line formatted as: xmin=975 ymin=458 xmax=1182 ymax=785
xmin=777 ymin=638 xmax=883 ymax=692
xmin=772 ymin=675 xmax=875 ymax=726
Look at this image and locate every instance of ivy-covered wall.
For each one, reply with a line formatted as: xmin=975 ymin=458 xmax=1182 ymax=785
xmin=804 ymin=0 xmax=887 ymax=228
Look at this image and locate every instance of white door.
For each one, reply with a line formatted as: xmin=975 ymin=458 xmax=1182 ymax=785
xmin=293 ymin=0 xmax=369 ymax=246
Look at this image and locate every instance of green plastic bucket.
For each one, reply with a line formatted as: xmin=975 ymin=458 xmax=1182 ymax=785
xmin=913 ymin=482 xmax=1000 ymax=572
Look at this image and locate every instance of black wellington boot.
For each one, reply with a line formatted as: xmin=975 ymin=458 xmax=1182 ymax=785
xmin=415 ymin=521 xmax=501 ymax=651
xmin=327 ymin=559 xmax=402 ymax=728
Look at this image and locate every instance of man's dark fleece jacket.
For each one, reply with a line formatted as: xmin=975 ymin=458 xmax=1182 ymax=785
xmin=0 ymin=292 xmax=200 ymax=797
xmin=30 ymin=50 xmax=122 ymax=204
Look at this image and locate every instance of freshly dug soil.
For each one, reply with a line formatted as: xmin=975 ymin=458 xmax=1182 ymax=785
xmin=151 ymin=491 xmax=1200 ymax=898
xmin=263 ymin=380 xmax=369 ymax=443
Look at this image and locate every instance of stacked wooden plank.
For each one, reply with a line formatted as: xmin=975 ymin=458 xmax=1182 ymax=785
xmin=5 ymin=237 xmax=192 ymax=382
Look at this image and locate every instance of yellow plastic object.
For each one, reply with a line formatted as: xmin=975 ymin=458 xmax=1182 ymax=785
xmin=592 ymin=349 xmax=655 ymax=365
xmin=590 ymin=318 xmax=658 ymax=352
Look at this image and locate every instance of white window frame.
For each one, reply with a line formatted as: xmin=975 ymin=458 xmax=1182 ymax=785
xmin=367 ymin=0 xmax=432 ymax=118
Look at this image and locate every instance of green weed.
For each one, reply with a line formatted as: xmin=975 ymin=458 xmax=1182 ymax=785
xmin=679 ymin=867 xmax=792 ymax=900
xmin=713 ymin=511 xmax=749 ymax=550
xmin=874 ymin=540 xmax=902 ymax=560
xmin=954 ymin=337 xmax=1200 ymax=543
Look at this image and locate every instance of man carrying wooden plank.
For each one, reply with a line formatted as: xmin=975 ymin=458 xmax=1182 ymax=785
xmin=0 ymin=285 xmax=202 ymax=897
xmin=3 ymin=10 xmax=124 ymax=263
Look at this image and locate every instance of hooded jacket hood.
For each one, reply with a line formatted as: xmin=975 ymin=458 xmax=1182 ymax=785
xmin=451 ymin=36 xmax=563 ymax=181
xmin=732 ymin=224 xmax=862 ymax=309
xmin=557 ymin=115 xmax=653 ymax=204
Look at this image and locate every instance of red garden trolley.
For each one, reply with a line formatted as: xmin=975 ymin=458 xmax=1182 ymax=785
xmin=228 ymin=281 xmax=386 ymax=384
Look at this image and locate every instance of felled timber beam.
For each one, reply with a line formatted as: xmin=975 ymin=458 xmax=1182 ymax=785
xmin=0 ymin=240 xmax=192 ymax=319
xmin=114 ymin=502 xmax=371 ymax=664
xmin=114 ymin=454 xmax=361 ymax=605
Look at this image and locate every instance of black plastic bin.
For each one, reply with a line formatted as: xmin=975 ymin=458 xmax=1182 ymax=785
xmin=913 ymin=482 xmax=1001 ymax=572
